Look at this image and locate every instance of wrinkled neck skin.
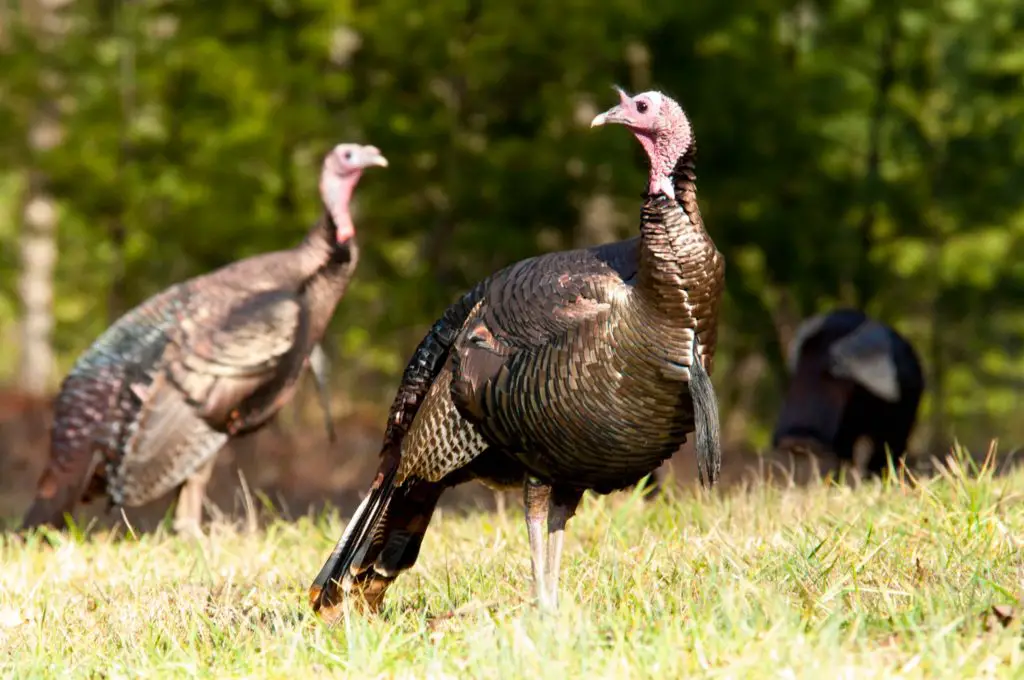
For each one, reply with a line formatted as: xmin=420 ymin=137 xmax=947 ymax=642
xmin=321 ymin=169 xmax=362 ymax=242
xmin=634 ymin=124 xmax=691 ymax=198
xmin=300 ymin=163 xmax=361 ymax=269
xmin=633 ymin=133 xmax=673 ymax=197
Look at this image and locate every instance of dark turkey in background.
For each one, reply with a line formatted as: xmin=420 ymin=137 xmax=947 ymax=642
xmin=772 ymin=308 xmax=925 ymax=478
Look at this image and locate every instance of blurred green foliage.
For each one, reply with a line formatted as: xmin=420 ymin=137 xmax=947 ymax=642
xmin=2 ymin=0 xmax=1023 ymax=453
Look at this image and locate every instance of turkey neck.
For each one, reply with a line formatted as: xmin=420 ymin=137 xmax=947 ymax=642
xmin=634 ymin=145 xmax=714 ymax=320
xmin=294 ymin=212 xmax=360 ymax=344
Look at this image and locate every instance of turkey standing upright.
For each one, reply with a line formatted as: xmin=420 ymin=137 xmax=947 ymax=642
xmin=21 ymin=143 xmax=387 ymax=535
xmin=310 ymin=88 xmax=724 ymax=618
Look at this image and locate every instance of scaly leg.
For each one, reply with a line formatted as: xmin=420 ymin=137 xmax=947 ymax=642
xmin=307 ymin=343 xmax=338 ymax=443
xmin=173 ymin=457 xmax=216 ymax=536
xmin=546 ymin=486 xmax=583 ymax=610
xmin=524 ymin=476 xmax=552 ymax=608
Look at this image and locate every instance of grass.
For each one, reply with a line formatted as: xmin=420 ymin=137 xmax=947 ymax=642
xmin=2 ymin=453 xmax=1024 ymax=678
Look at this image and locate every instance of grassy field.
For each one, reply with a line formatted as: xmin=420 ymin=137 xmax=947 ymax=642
xmin=2 ymin=452 xmax=1023 ymax=678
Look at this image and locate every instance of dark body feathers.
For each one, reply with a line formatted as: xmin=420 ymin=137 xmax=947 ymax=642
xmin=311 ymin=145 xmax=725 ymax=615
xmin=23 ymin=218 xmax=357 ymax=531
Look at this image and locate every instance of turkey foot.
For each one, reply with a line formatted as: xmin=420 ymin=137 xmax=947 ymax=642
xmin=172 ymin=457 xmax=216 ymax=536
xmin=524 ymin=477 xmax=552 ymax=608
xmin=545 ymin=486 xmax=583 ymax=610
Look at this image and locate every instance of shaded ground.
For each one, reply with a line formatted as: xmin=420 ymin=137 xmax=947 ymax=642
xmin=1 ymin=385 xmax=1020 ymax=534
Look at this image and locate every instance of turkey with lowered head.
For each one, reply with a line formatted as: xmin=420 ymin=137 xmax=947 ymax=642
xmin=773 ymin=308 xmax=924 ymax=477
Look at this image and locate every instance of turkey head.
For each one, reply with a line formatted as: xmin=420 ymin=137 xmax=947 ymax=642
xmin=319 ymin=143 xmax=388 ymax=243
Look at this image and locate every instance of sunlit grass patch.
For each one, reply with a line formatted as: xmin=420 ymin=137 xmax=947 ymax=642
xmin=2 ymin=452 xmax=1023 ymax=677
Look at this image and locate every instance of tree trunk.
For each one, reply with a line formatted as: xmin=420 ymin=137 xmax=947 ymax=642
xmin=108 ymin=0 xmax=135 ymax=323
xmin=574 ymin=193 xmax=618 ymax=247
xmin=18 ymin=131 xmax=60 ymax=397
xmin=17 ymin=0 xmax=67 ymax=397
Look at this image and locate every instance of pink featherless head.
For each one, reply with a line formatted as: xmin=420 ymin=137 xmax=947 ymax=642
xmin=590 ymin=87 xmax=692 ymax=199
xmin=319 ymin=143 xmax=388 ymax=243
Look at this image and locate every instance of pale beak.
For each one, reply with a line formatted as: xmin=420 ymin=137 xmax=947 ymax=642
xmin=590 ymin=106 xmax=631 ymax=128
xmin=591 ymin=85 xmax=636 ymax=128
xmin=359 ymin=145 xmax=389 ymax=168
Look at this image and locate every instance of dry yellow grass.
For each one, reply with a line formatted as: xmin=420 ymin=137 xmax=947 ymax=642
xmin=2 ymin=451 xmax=1023 ymax=678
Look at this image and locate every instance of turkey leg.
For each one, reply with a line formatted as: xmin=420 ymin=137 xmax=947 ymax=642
xmin=173 ymin=456 xmax=216 ymax=536
xmin=524 ymin=476 xmax=552 ymax=608
xmin=545 ymin=486 xmax=583 ymax=610
xmin=307 ymin=343 xmax=338 ymax=443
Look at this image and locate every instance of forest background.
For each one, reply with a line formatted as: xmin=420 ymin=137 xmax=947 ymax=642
xmin=1 ymin=0 xmax=1022 ymax=523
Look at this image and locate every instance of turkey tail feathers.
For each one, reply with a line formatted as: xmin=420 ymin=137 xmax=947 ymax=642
xmin=309 ymin=464 xmax=397 ymax=619
xmin=689 ymin=335 xmax=721 ymax=488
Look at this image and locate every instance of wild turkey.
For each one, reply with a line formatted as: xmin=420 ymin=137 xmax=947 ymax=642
xmin=773 ymin=308 xmax=925 ymax=477
xmin=20 ymin=143 xmax=387 ymax=535
xmin=309 ymin=88 xmax=724 ymax=618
